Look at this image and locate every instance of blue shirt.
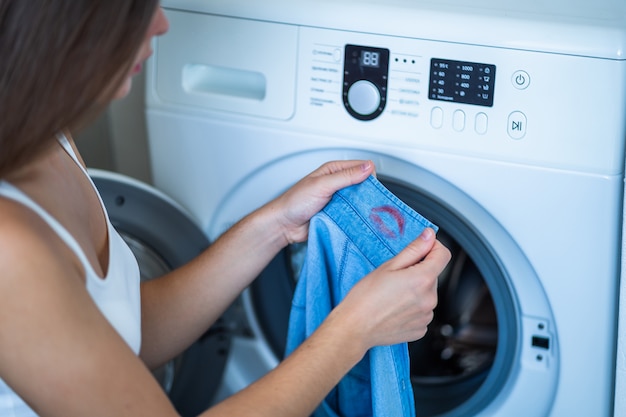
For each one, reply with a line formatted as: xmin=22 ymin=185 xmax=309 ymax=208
xmin=286 ymin=175 xmax=438 ymax=417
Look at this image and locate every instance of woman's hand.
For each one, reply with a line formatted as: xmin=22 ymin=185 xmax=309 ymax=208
xmin=330 ymin=228 xmax=451 ymax=352
xmin=267 ymin=160 xmax=375 ymax=245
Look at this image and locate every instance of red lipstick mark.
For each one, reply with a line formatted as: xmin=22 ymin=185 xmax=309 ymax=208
xmin=369 ymin=205 xmax=405 ymax=239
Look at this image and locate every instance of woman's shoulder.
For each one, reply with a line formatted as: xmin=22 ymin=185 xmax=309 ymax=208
xmin=0 ymin=197 xmax=83 ymax=286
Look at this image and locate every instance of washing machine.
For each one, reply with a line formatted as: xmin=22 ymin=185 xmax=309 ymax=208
xmin=145 ymin=0 xmax=626 ymax=415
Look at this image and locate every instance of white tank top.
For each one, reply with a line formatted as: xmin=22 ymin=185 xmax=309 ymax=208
xmin=0 ymin=135 xmax=142 ymax=416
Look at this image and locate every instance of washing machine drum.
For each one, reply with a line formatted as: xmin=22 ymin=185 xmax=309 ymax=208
xmin=90 ymin=170 xmax=231 ymax=417
xmin=250 ymin=176 xmax=516 ymax=417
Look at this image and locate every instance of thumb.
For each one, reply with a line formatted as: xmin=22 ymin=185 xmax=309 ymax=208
xmin=386 ymin=228 xmax=437 ymax=270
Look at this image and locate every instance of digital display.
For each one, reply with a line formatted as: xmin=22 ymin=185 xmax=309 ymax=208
xmin=429 ymin=58 xmax=496 ymax=107
xmin=360 ymin=50 xmax=380 ymax=68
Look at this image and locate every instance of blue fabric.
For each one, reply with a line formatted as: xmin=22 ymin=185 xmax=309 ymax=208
xmin=286 ymin=175 xmax=438 ymax=417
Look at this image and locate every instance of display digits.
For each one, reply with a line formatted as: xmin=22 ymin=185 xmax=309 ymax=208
xmin=361 ymin=51 xmax=380 ymax=68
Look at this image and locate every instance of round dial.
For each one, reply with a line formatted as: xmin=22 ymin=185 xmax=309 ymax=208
xmin=347 ymin=80 xmax=381 ymax=116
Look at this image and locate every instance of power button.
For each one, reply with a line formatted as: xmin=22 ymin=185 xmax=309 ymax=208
xmin=512 ymin=70 xmax=530 ymax=90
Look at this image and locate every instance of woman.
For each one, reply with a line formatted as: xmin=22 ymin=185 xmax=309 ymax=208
xmin=0 ymin=2 xmax=451 ymax=416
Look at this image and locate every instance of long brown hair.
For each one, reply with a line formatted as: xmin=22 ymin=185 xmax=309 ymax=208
xmin=0 ymin=0 xmax=159 ymax=178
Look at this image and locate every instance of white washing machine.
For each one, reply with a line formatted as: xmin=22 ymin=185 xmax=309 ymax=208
xmin=145 ymin=0 xmax=626 ymax=415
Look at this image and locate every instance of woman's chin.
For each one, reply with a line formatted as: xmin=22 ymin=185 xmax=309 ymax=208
xmin=113 ymin=77 xmax=133 ymax=100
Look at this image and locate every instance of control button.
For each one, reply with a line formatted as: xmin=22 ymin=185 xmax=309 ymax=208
xmin=333 ymin=48 xmax=342 ymax=62
xmin=430 ymin=107 xmax=444 ymax=129
xmin=475 ymin=112 xmax=488 ymax=135
xmin=347 ymin=80 xmax=381 ymax=116
xmin=452 ymin=110 xmax=466 ymax=132
xmin=507 ymin=111 xmax=527 ymax=139
xmin=512 ymin=70 xmax=530 ymax=90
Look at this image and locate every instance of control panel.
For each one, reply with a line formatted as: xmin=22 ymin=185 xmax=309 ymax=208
xmin=305 ymin=36 xmax=524 ymax=144
xmin=297 ymin=26 xmax=622 ymax=173
xmin=305 ymin=38 xmax=532 ymax=143
xmin=342 ymin=45 xmax=498 ymax=122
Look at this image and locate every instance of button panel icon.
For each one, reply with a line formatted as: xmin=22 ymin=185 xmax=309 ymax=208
xmin=512 ymin=70 xmax=530 ymax=90
xmin=508 ymin=111 xmax=527 ymax=139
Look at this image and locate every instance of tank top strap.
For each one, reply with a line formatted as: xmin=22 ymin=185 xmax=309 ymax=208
xmin=56 ymin=132 xmax=80 ymax=164
xmin=56 ymin=132 xmax=112 ymax=222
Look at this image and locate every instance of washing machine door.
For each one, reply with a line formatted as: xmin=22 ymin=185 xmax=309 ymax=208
xmin=89 ymin=169 xmax=231 ymax=417
xmin=234 ymin=151 xmax=556 ymax=417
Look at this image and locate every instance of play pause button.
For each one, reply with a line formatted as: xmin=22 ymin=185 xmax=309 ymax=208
xmin=508 ymin=111 xmax=527 ymax=139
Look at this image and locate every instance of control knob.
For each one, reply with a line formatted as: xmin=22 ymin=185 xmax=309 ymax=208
xmin=347 ymin=80 xmax=381 ymax=117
